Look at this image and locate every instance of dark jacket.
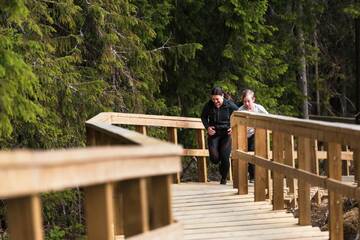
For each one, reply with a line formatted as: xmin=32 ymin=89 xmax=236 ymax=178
xmin=201 ymin=99 xmax=239 ymax=130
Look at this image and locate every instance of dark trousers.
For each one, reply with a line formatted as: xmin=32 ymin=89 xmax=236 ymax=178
xmin=208 ymin=133 xmax=232 ymax=180
xmin=248 ymin=134 xmax=255 ymax=180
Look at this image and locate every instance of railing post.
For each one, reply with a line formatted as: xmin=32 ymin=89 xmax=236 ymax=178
xmin=135 ymin=125 xmax=147 ymax=135
xmin=267 ymin=131 xmax=272 ymax=200
xmin=6 ymin=195 xmax=44 ymax=240
xmin=86 ymin=126 xmax=97 ymax=146
xmin=298 ymin=136 xmax=312 ymax=225
xmin=84 ymin=183 xmax=115 ymax=240
xmin=328 ymin=142 xmax=343 ymax=240
xmin=237 ymin=122 xmax=248 ymax=194
xmin=272 ymin=131 xmax=284 ymax=210
xmin=284 ymin=133 xmax=297 ymax=208
xmin=355 ymin=145 xmax=360 ymax=185
xmin=345 ymin=145 xmax=351 ymax=176
xmin=121 ymin=178 xmax=149 ymax=237
xmin=310 ymin=139 xmax=321 ymax=205
xmin=114 ymin=183 xmax=124 ymax=238
xmin=149 ymin=175 xmax=173 ymax=229
xmin=254 ymin=128 xmax=267 ymax=201
xmin=231 ymin=118 xmax=239 ymax=189
xmin=196 ymin=129 xmax=208 ymax=182
xmin=167 ymin=127 xmax=181 ymax=183
xmin=354 ymin=145 xmax=360 ymax=240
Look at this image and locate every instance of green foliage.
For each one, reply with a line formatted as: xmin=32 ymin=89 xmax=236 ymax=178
xmin=42 ymin=190 xmax=85 ymax=239
xmin=1 ymin=0 xmax=359 ymax=238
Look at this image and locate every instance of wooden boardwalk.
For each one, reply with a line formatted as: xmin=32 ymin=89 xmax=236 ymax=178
xmin=172 ymin=182 xmax=329 ymax=240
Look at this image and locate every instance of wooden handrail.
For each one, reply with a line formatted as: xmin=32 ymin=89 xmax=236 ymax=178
xmin=88 ymin=112 xmax=209 ymax=183
xmin=87 ymin=112 xmax=358 ymax=185
xmin=310 ymin=115 xmax=356 ymax=124
xmin=231 ymin=111 xmax=360 ymax=240
xmin=2 ymin=113 xmax=183 ymax=240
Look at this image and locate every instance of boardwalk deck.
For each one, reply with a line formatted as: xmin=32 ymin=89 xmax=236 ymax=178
xmin=172 ymin=182 xmax=329 ymax=240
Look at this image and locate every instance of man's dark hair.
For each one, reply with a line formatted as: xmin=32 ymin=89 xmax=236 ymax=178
xmin=211 ymin=86 xmax=224 ymax=96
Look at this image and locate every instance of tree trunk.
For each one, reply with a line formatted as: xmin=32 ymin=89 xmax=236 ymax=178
xmin=297 ymin=2 xmax=309 ymax=119
xmin=356 ymin=17 xmax=360 ymax=123
xmin=314 ymin=31 xmax=320 ymax=115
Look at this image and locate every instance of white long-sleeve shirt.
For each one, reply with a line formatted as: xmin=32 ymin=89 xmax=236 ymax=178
xmin=238 ymin=103 xmax=268 ymax=138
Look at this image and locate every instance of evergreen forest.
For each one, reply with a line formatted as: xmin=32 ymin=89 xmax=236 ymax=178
xmin=1 ymin=0 xmax=360 ymax=239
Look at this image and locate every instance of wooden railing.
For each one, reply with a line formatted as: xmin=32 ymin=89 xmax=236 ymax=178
xmin=0 ymin=113 xmax=183 ymax=240
xmin=231 ymin=111 xmax=360 ymax=240
xmin=310 ymin=115 xmax=357 ymax=124
xmin=90 ymin=112 xmax=210 ymax=183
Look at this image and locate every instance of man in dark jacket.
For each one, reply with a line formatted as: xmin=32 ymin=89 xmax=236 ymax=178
xmin=201 ymin=87 xmax=239 ymax=184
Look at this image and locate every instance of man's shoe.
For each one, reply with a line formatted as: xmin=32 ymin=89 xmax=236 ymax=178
xmin=220 ymin=178 xmax=227 ymax=185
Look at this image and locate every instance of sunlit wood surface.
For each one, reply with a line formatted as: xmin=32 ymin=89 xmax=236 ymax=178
xmin=172 ymin=182 xmax=329 ymax=240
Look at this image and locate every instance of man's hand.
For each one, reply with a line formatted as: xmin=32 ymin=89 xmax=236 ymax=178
xmin=207 ymin=126 xmax=216 ymax=136
xmin=227 ymin=128 xmax=232 ymax=135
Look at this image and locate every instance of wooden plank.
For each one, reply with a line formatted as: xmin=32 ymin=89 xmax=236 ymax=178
xmin=84 ymin=183 xmax=115 ymax=240
xmin=182 ymin=149 xmax=208 ymax=157
xmin=0 ymin=145 xmax=182 ymax=199
xmin=283 ymin=134 xmax=295 ymax=194
xmin=86 ymin=122 xmax=162 ymax=145
xmin=355 ymin=145 xmax=360 ymax=185
xmin=114 ymin=182 xmax=124 ymax=236
xmin=126 ymin=222 xmax=182 ymax=240
xmin=6 ymin=195 xmax=44 ymax=240
xmin=310 ymin=139 xmax=321 ymax=205
xmin=254 ymin=128 xmax=267 ymax=201
xmin=272 ymin=131 xmax=284 ymax=210
xmin=167 ymin=127 xmax=181 ymax=183
xmin=86 ymin=126 xmax=97 ymax=146
xmin=150 ymin=175 xmax=172 ymax=229
xmin=327 ymin=142 xmax=343 ymax=240
xmin=317 ymin=151 xmax=353 ymax=160
xmin=237 ymin=151 xmax=358 ymax=198
xmin=238 ymin=124 xmax=248 ymax=194
xmin=196 ymin=129 xmax=207 ymax=182
xmin=172 ymin=183 xmax=329 ymax=240
xmin=310 ymin=140 xmax=319 ymax=175
xmin=122 ymin=178 xmax=150 ymax=237
xmin=231 ymin=118 xmax=239 ymax=189
xmin=267 ymin=131 xmax=272 ymax=200
xmin=297 ymin=136 xmax=311 ymax=225
xmin=135 ymin=125 xmax=147 ymax=135
xmin=86 ymin=112 xmax=112 ymax=124
xmin=233 ymin=111 xmax=360 ymax=146
xmin=109 ymin=112 xmax=204 ymax=129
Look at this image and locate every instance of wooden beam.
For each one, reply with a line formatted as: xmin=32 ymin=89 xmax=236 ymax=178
xmin=86 ymin=126 xmax=97 ymax=146
xmin=327 ymin=142 xmax=343 ymax=240
xmin=196 ymin=129 xmax=207 ymax=182
xmin=126 ymin=222 xmax=182 ymax=240
xmin=6 ymin=195 xmax=44 ymax=240
xmin=233 ymin=111 xmax=360 ymax=146
xmin=238 ymin=124 xmax=248 ymax=194
xmin=150 ymin=175 xmax=172 ymax=229
xmin=284 ymin=134 xmax=296 ymax=194
xmin=231 ymin=119 xmax=239 ymax=189
xmin=311 ymin=139 xmax=321 ymax=205
xmin=122 ymin=178 xmax=149 ymax=237
xmin=272 ymin=131 xmax=284 ymax=210
xmin=114 ymin=182 xmax=124 ymax=236
xmin=84 ymin=183 xmax=115 ymax=240
xmin=109 ymin=112 xmax=204 ymax=129
xmin=0 ymin=145 xmax=182 ymax=199
xmin=254 ymin=128 xmax=267 ymax=201
xmin=167 ymin=127 xmax=181 ymax=183
xmin=297 ymin=136 xmax=311 ymax=225
xmin=135 ymin=125 xmax=147 ymax=135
